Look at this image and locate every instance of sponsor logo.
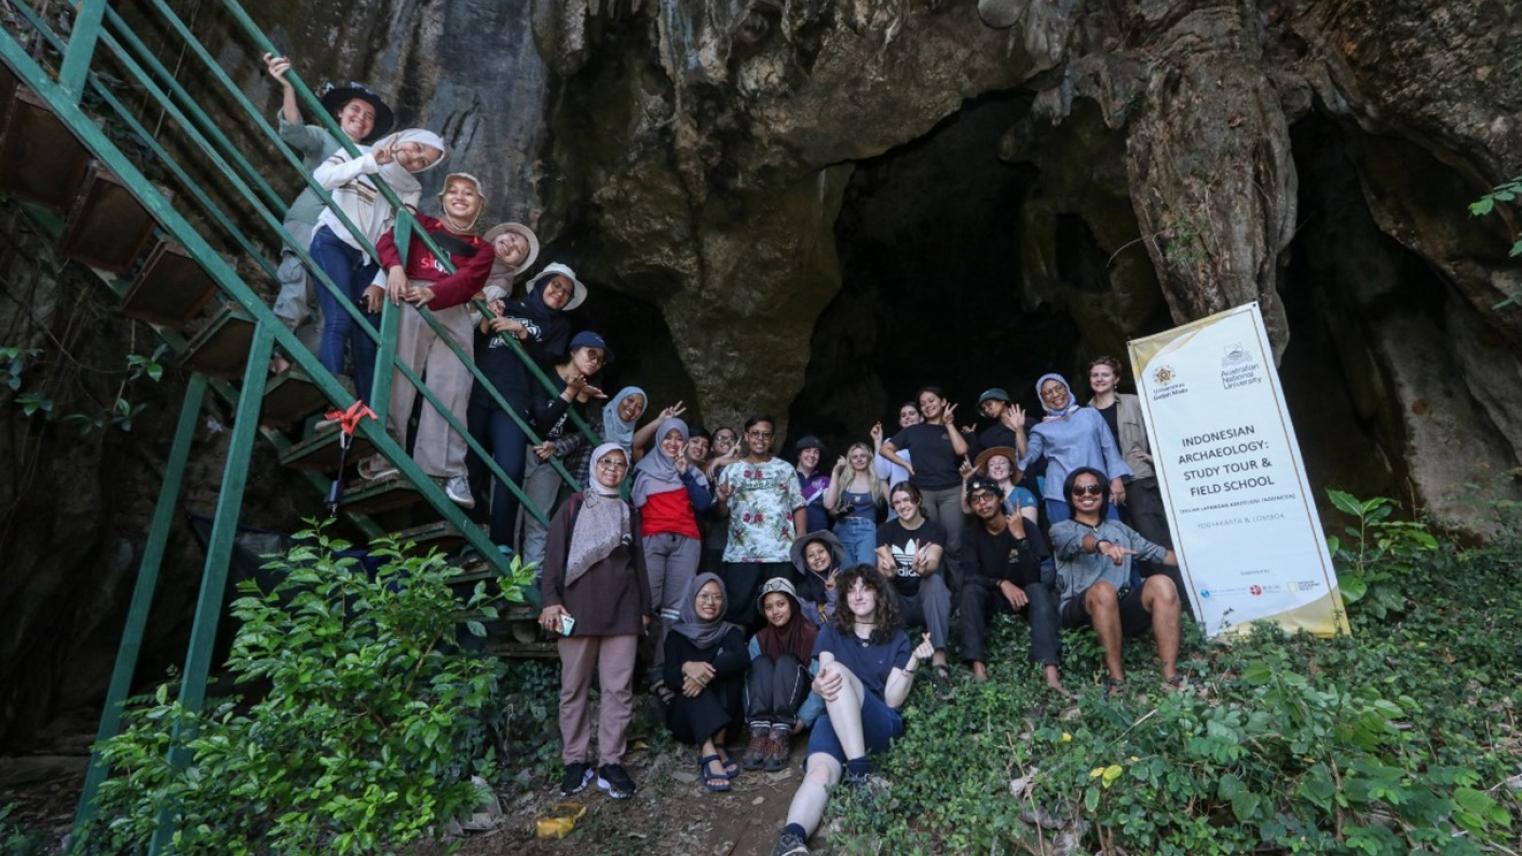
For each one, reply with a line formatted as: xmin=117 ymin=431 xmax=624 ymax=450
xmin=1153 ymin=365 xmax=1176 ymax=384
xmin=1249 ymin=585 xmax=1263 ymax=596
xmin=1222 ymin=343 xmax=1250 ymax=366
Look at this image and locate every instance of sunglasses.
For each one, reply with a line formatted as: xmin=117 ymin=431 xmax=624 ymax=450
xmin=1070 ymin=484 xmax=1104 ymax=497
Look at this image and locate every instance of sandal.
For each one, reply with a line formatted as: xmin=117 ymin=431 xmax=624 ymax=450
xmin=714 ymin=748 xmax=740 ymax=778
xmin=1103 ymin=677 xmax=1125 ymax=699
xmin=698 ymin=754 xmax=732 ymax=792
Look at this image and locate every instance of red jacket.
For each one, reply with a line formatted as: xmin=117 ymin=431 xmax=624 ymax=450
xmin=376 ymin=213 xmax=494 ymax=310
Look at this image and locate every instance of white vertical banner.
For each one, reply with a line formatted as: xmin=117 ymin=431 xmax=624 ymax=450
xmin=1128 ymin=303 xmax=1349 ymax=638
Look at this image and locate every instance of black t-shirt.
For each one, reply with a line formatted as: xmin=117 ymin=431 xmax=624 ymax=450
xmin=876 ymin=517 xmax=948 ymax=598
xmin=976 ymin=423 xmax=1019 ymax=456
xmin=1096 ymin=402 xmax=1120 ymax=449
xmin=958 ymin=521 xmax=1041 ymax=588
xmin=470 ymin=299 xmax=563 ymax=411
xmin=889 ymin=423 xmax=963 ymax=490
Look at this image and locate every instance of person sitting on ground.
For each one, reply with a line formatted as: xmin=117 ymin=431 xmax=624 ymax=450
xmin=960 ymin=445 xmax=1050 ymax=569
xmin=789 ymin=530 xmax=846 ymax=627
xmin=742 ymin=578 xmax=820 ymax=772
xmin=632 ymin=417 xmax=713 ymax=691
xmin=263 ymin=54 xmax=394 ymax=373
xmin=794 ymin=436 xmax=832 ymax=535
xmin=537 ymin=443 xmax=649 ymax=800
xmin=872 ymin=403 xmax=919 ymax=496
xmin=356 ymin=172 xmax=495 ymax=506
xmin=877 ymin=387 xmax=970 ymax=558
xmin=958 ymin=476 xmax=1063 ymax=691
xmin=824 ymin=441 xmax=886 ymax=568
xmin=664 ymin=574 xmax=750 ymax=793
xmin=714 ymin=415 xmax=807 ymax=627
xmin=309 ymin=128 xmax=445 ymax=404
xmin=1011 ymin=373 xmax=1131 ymax=525
xmin=771 ymin=566 xmax=934 ymax=856
xmin=1049 ymin=467 xmax=1183 ymax=696
xmin=874 ymin=482 xmax=953 ymax=690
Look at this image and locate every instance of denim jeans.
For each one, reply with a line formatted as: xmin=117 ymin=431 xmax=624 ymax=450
xmin=833 ymin=516 xmax=877 ymax=568
xmin=309 ymin=226 xmax=379 ymax=402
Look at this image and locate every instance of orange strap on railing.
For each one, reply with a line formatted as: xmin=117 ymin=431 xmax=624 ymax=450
xmin=325 ymin=400 xmax=376 ymax=440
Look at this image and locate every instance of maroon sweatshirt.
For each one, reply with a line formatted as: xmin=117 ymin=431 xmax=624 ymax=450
xmin=376 ymin=213 xmax=494 ymax=310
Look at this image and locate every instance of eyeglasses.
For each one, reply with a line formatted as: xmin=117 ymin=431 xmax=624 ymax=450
xmin=597 ymin=459 xmax=628 ymax=471
xmin=747 ymin=430 xmax=773 ymax=439
xmin=970 ymin=492 xmax=1001 ymax=503
xmin=1070 ymin=484 xmax=1104 ymax=496
xmin=695 ymin=593 xmax=724 ymax=603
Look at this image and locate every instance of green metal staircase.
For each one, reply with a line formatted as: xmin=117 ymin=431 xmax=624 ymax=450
xmin=0 ymin=0 xmax=594 ymax=846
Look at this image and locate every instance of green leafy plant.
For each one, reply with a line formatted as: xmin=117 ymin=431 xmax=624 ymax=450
xmin=1324 ymin=489 xmax=1438 ymax=618
xmin=831 ymin=493 xmax=1520 ymax=854
xmin=125 ymin=345 xmax=169 ymax=383
xmin=75 ymin=525 xmax=534 ymax=855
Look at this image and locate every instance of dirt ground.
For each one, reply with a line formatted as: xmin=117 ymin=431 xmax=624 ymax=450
xmin=2 ymin=736 xmax=804 ymax=856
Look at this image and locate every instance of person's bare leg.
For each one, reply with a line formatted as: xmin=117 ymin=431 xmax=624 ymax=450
xmin=700 ymin=736 xmax=726 ymax=780
xmin=1084 ymin=582 xmax=1125 ymax=682
xmin=1142 ymin=575 xmax=1181 ymax=682
xmin=970 ymin=661 xmax=988 ymax=681
xmin=821 ymin=664 xmax=867 ymax=759
xmin=1042 ymin=663 xmax=1065 ymax=692
xmin=784 ymin=754 xmax=842 ymax=837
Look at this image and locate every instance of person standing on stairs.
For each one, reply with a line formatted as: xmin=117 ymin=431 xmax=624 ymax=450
xmin=353 ymin=172 xmax=494 ymax=508
xmin=309 ymin=128 xmax=446 ymax=405
xmin=466 ymin=258 xmax=576 ymax=552
xmin=262 ymin=54 xmax=394 ymax=374
xmin=538 ymin=443 xmax=650 ymax=801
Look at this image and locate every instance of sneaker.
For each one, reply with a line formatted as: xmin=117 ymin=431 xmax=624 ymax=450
xmin=560 ymin=762 xmax=594 ymax=796
xmin=764 ymin=727 xmax=791 ymax=772
xmin=597 ymin=763 xmax=637 ymax=799
xmin=444 ymin=474 xmax=476 ymax=509
xmin=357 ymin=454 xmax=399 ymax=481
xmin=742 ymin=728 xmax=771 ymax=771
xmin=772 ymin=830 xmax=809 ymax=856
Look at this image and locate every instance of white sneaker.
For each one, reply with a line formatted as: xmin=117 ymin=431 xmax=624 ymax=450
xmin=357 ymin=454 xmax=399 ymax=481
xmin=444 ymin=474 xmax=475 ymax=509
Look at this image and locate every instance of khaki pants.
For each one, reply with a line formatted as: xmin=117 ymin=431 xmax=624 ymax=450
xmin=558 ymin=634 xmax=638 ymax=766
xmin=388 ymin=288 xmax=473 ymax=478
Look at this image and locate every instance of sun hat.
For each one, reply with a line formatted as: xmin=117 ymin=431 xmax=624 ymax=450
xmin=973 ymin=445 xmax=1019 ymax=474
xmin=482 ymin=222 xmax=540 ymax=284
xmin=317 ymin=81 xmax=394 ymax=143
xmin=528 ymin=263 xmax=587 ymax=311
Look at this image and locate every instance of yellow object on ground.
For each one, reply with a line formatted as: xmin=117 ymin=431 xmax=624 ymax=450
xmin=535 ymin=802 xmax=588 ymax=839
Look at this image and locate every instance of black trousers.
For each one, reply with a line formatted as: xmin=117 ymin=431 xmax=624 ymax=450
xmin=743 ymin=653 xmax=810 ymax=728
xmin=958 ymin=579 xmax=1061 ymax=667
xmin=720 ymin=561 xmax=796 ymax=629
xmin=666 ymin=672 xmax=744 ymax=746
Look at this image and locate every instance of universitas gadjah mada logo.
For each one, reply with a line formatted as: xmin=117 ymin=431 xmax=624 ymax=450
xmin=1152 ymin=365 xmax=1176 ymax=385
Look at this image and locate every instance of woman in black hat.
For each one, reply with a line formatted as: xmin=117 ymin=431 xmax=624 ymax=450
xmin=794 ymin=435 xmax=830 ymax=535
xmin=262 ymin=54 xmax=394 ymax=373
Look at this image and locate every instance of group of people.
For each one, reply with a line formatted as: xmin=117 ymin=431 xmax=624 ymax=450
xmin=262 ymin=59 xmax=1188 ymax=856
xmin=535 ymin=377 xmax=1186 ymax=856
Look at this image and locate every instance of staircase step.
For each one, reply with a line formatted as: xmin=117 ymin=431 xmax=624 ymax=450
xmin=0 ymin=85 xmax=91 ymax=211
xmin=385 ymin=520 xmax=472 ymax=556
xmin=261 ymin=370 xmax=328 ymax=429
xmin=339 ymin=473 xmax=423 ymax=515
xmin=277 ymin=425 xmax=374 ymax=471
xmin=119 ymin=241 xmax=218 ymax=328
xmin=180 ymin=304 xmax=255 ymax=378
xmin=57 ymin=162 xmax=164 ymax=274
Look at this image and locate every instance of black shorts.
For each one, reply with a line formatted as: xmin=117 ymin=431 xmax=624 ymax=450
xmin=1060 ymin=585 xmax=1152 ymax=637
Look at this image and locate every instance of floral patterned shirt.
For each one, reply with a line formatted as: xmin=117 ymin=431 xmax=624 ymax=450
xmin=719 ymin=457 xmax=806 ymax=563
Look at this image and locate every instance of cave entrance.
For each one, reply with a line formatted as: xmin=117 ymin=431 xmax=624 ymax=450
xmin=787 ymin=93 xmax=1159 ymax=452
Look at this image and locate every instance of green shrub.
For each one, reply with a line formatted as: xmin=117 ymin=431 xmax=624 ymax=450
xmin=833 ymin=494 xmax=1520 ymax=855
xmin=74 ymin=526 xmax=532 ymax=855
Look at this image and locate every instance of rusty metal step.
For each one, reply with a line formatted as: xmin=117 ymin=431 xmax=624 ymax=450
xmin=57 ymin=162 xmax=164 ymax=273
xmin=118 ymin=241 xmax=218 ymax=328
xmin=261 ymin=369 xmax=328 ymax=429
xmin=339 ymin=473 xmax=423 ymax=515
xmin=277 ymin=424 xmax=374 ymax=471
xmin=0 ymin=84 xmax=90 ymax=210
xmin=179 ymin=304 xmax=255 ymax=379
